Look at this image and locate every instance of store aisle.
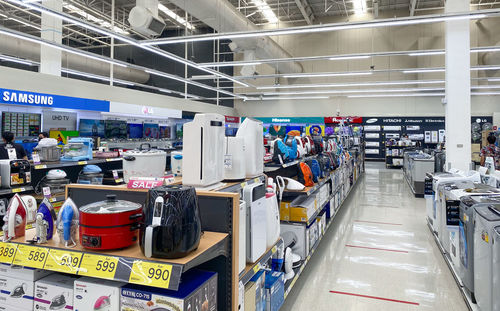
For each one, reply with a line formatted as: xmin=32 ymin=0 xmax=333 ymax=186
xmin=280 ymin=162 xmax=468 ymax=311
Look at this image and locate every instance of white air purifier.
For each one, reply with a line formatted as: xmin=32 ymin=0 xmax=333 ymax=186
xmin=239 ymin=200 xmax=246 ymax=274
xmin=236 ymin=118 xmax=264 ymax=178
xmin=243 ymin=183 xmax=267 ymax=263
xmin=224 ymin=137 xmax=246 ymax=180
xmin=265 ymin=192 xmax=280 ymax=248
xmin=182 ymin=113 xmax=225 ymax=187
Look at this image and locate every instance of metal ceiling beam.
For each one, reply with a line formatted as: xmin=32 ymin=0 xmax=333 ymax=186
xmin=409 ymin=0 xmax=417 ymax=16
xmin=294 ymin=0 xmax=315 ymax=24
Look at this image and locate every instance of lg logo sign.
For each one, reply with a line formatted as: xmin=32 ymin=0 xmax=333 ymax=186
xmin=142 ymin=106 xmax=154 ymax=115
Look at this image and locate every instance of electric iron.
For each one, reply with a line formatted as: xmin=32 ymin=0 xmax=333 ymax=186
xmin=3 ymin=194 xmax=27 ymax=241
xmin=20 ymin=195 xmax=37 ymax=223
xmin=10 ymin=283 xmax=27 ymax=298
xmin=50 ymin=294 xmax=67 ymax=310
xmin=94 ymin=295 xmax=111 ymax=311
xmin=56 ymin=198 xmax=79 ymax=248
xmin=36 ymin=198 xmax=55 ymax=241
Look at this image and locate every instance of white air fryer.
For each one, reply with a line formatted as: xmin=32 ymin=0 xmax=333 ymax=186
xmin=182 ymin=113 xmax=225 ymax=187
xmin=224 ymin=137 xmax=246 ymax=180
xmin=243 ymin=183 xmax=267 ymax=263
xmin=236 ymin=118 xmax=264 ymax=178
xmin=238 ymin=200 xmax=246 ymax=274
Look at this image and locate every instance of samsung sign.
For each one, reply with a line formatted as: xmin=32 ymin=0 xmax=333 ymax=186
xmin=0 ymin=88 xmax=110 ymax=112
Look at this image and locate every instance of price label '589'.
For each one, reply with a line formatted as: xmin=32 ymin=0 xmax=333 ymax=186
xmin=129 ymin=261 xmax=173 ymax=288
xmin=13 ymin=245 xmax=48 ymax=269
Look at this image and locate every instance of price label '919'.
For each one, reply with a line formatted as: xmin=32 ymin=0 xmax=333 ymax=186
xmin=44 ymin=249 xmax=83 ymax=274
xmin=129 ymin=261 xmax=173 ymax=289
xmin=78 ymin=254 xmax=119 ymax=280
xmin=0 ymin=242 xmax=17 ymax=264
xmin=13 ymin=245 xmax=48 ymax=269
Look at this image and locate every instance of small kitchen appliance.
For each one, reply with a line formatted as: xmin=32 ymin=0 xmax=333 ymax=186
xmin=61 ymin=137 xmax=93 ymax=162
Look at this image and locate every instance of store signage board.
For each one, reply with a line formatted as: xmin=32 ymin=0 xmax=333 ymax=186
xmin=110 ymin=102 xmax=181 ymax=119
xmin=0 ymin=88 xmax=110 ymax=112
xmin=246 ymin=117 xmax=325 ymax=124
xmin=43 ymin=111 xmax=78 ymax=131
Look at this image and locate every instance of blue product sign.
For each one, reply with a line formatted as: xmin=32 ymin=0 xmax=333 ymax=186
xmin=0 ymin=88 xmax=110 ymax=112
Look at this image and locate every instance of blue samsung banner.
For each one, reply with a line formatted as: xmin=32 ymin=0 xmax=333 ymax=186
xmin=0 ymin=88 xmax=110 ymax=112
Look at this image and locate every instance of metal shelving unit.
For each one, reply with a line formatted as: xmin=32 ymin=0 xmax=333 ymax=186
xmin=239 ymin=238 xmax=284 ymax=285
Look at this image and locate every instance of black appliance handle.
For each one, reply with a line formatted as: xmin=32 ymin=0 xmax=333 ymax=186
xmin=123 ymin=156 xmax=136 ymax=161
xmin=140 ymin=143 xmax=151 ymax=151
xmin=129 ymin=213 xmax=142 ymax=220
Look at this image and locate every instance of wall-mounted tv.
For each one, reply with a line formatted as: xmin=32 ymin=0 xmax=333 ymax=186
xmin=104 ymin=120 xmax=127 ymax=138
xmin=143 ymin=123 xmax=159 ymax=139
xmin=128 ymin=123 xmax=144 ymax=139
xmin=79 ymin=119 xmax=105 ymax=137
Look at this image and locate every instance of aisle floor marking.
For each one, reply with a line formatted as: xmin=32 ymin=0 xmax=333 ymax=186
xmin=354 ymin=220 xmax=403 ymax=226
xmin=329 ymin=290 xmax=420 ymax=306
xmin=345 ymin=244 xmax=409 ymax=253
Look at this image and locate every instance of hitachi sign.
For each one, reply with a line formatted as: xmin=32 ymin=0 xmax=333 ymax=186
xmin=2 ymin=91 xmax=53 ymax=105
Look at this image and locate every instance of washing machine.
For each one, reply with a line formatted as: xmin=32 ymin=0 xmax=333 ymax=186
xmin=473 ymin=203 xmax=500 ymax=311
xmin=459 ymin=195 xmax=500 ymax=301
xmin=427 ymin=172 xmax=461 ymax=233
xmin=492 ymin=225 xmax=500 ymax=311
xmin=446 ymin=185 xmax=500 ymax=270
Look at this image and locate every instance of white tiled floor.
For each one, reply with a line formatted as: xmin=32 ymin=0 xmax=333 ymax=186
xmin=280 ymin=162 xmax=468 ymax=311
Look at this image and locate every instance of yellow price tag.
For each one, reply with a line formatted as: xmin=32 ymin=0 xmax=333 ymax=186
xmin=272 ymin=246 xmax=277 ymax=254
xmin=78 ymin=161 xmax=87 ymax=165
xmin=115 ymin=178 xmax=123 ymax=183
xmin=11 ymin=188 xmax=25 ymax=193
xmin=49 ymin=197 xmax=57 ymax=203
xmin=34 ymin=164 xmax=47 ymax=170
xmin=253 ymin=265 xmax=260 ymax=274
xmin=240 ymin=182 xmax=246 ymax=188
xmin=25 ymin=223 xmax=34 ymax=230
xmin=78 ymin=254 xmax=119 ymax=280
xmin=44 ymin=249 xmax=83 ymax=274
xmin=254 ymin=177 xmax=260 ymax=183
xmin=129 ymin=261 xmax=173 ymax=288
xmin=0 ymin=242 xmax=17 ymax=264
xmin=13 ymin=245 xmax=48 ymax=269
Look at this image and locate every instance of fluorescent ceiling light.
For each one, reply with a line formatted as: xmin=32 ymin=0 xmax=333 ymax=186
xmin=158 ymin=88 xmax=172 ymax=94
xmin=408 ymin=51 xmax=445 ymax=56
xmin=348 ymin=93 xmax=445 ymax=98
xmin=472 ymin=92 xmax=500 ymax=95
xmin=158 ymin=4 xmax=195 ymax=30
xmin=262 ymin=87 xmax=444 ymax=96
xmin=201 ymin=61 xmax=262 ymax=68
xmin=329 ymin=55 xmax=370 ymax=60
xmin=472 ymin=66 xmax=500 ymax=71
xmin=0 ymin=55 xmax=34 ymax=66
xmin=64 ymin=3 xmax=129 ymax=35
xmin=62 ymin=68 xmax=109 ymax=81
xmin=352 ymin=0 xmax=367 ymax=14
xmin=257 ymin=79 xmax=445 ymax=90
xmin=251 ymin=0 xmax=278 ymax=23
xmin=471 ymin=47 xmax=500 ymax=53
xmin=141 ymin=10 xmax=491 ymax=45
xmin=246 ymin=96 xmax=329 ymax=101
xmin=283 ymin=72 xmax=373 ymax=78
xmin=489 ymin=78 xmax=500 ymax=82
xmin=403 ymin=68 xmax=445 ymax=73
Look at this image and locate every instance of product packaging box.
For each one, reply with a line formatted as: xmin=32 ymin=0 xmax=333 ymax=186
xmin=265 ymin=271 xmax=285 ymax=311
xmin=289 ymin=195 xmax=317 ymax=223
xmin=0 ymin=265 xmax=53 ymax=310
xmin=308 ymin=221 xmax=319 ymax=251
xmin=279 ymin=201 xmax=292 ymax=221
xmin=280 ymin=223 xmax=309 ymax=260
xmin=244 ymin=281 xmax=257 ymax=311
xmin=74 ymin=277 xmax=125 ymax=311
xmin=249 ymin=270 xmax=266 ymax=311
xmin=319 ymin=183 xmax=330 ymax=207
xmin=120 ymin=270 xmax=217 ymax=311
xmin=35 ymin=273 xmax=79 ymax=311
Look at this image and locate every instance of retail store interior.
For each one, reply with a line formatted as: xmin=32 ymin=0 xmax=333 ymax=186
xmin=0 ymin=0 xmax=499 ymax=310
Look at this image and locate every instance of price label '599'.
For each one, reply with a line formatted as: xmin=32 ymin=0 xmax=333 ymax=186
xmin=78 ymin=254 xmax=119 ymax=280
xmin=129 ymin=261 xmax=173 ymax=289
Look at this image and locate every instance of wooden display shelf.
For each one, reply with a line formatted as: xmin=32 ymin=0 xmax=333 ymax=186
xmin=239 ymin=238 xmax=283 ymax=285
xmin=2 ymin=229 xmax=228 ymax=291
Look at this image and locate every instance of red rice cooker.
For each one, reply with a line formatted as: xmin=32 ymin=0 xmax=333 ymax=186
xmin=79 ymin=195 xmax=142 ymax=250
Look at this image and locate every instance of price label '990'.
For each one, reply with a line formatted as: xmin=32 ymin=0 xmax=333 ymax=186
xmin=129 ymin=261 xmax=173 ymax=288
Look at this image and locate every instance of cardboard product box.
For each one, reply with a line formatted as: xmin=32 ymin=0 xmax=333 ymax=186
xmin=319 ymin=184 xmax=330 ymax=207
xmin=318 ymin=211 xmax=327 ymax=235
xmin=307 ymin=221 xmax=319 ymax=251
xmin=121 ymin=270 xmax=217 ymax=311
xmin=35 ymin=273 xmax=79 ymax=311
xmin=249 ymin=270 xmax=266 ymax=311
xmin=279 ymin=201 xmax=292 ymax=221
xmin=0 ymin=305 xmax=25 ymax=311
xmin=244 ymin=281 xmax=257 ymax=311
xmin=280 ymin=223 xmax=309 ymax=260
xmin=289 ymin=195 xmax=317 ymax=223
xmin=325 ymin=200 xmax=333 ymax=219
xmin=0 ymin=265 xmax=53 ymax=310
xmin=265 ymin=271 xmax=285 ymax=311
xmin=74 ymin=277 xmax=125 ymax=311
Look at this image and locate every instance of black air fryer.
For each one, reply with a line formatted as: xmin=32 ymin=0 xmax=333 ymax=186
xmin=140 ymin=185 xmax=202 ymax=259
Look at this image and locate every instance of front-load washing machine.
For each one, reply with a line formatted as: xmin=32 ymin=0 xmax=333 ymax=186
xmin=474 ymin=204 xmax=500 ymax=311
xmin=459 ymin=195 xmax=500 ymax=301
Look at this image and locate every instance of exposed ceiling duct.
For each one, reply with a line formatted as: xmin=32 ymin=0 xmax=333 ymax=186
xmin=167 ymin=0 xmax=303 ymax=75
xmin=0 ymin=34 xmax=150 ymax=83
xmin=482 ymin=40 xmax=500 ymax=76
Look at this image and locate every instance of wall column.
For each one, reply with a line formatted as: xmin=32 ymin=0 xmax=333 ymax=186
xmin=40 ymin=0 xmax=62 ymax=76
xmin=445 ymin=0 xmax=471 ymax=171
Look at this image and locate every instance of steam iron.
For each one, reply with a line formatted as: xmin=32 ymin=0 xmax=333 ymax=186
xmin=50 ymin=294 xmax=67 ymax=310
xmin=36 ymin=198 xmax=55 ymax=242
xmin=20 ymin=195 xmax=37 ymax=223
xmin=3 ymin=194 xmax=27 ymax=241
xmin=56 ymin=198 xmax=79 ymax=248
xmin=10 ymin=283 xmax=26 ymax=298
xmin=94 ymin=295 xmax=111 ymax=311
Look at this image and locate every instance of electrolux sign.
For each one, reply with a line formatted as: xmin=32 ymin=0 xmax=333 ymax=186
xmin=0 ymin=88 xmax=110 ymax=112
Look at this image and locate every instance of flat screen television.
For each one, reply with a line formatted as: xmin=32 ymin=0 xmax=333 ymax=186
xmin=128 ymin=123 xmax=143 ymax=139
xmin=104 ymin=120 xmax=127 ymax=138
xmin=79 ymin=119 xmax=105 ymax=137
xmin=143 ymin=123 xmax=159 ymax=139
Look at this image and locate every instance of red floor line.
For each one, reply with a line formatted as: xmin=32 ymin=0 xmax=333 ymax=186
xmin=329 ymin=290 xmax=420 ymax=306
xmin=345 ymin=244 xmax=409 ymax=253
xmin=354 ymin=220 xmax=403 ymax=225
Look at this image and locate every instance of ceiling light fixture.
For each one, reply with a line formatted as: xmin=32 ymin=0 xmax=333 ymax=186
xmin=348 ymin=93 xmax=445 ymax=98
xmin=158 ymin=4 xmax=195 ymax=30
xmin=256 ymin=79 xmax=446 ymax=90
xmin=283 ymin=72 xmax=373 ymax=78
xmin=0 ymin=55 xmax=34 ymax=66
xmin=158 ymin=88 xmax=172 ymax=94
xmin=472 ymin=66 xmax=500 ymax=71
xmin=408 ymin=51 xmax=445 ymax=56
xmin=403 ymin=68 xmax=446 ymax=73
xmin=329 ymin=55 xmax=370 ymax=60
xmin=260 ymin=87 xmax=444 ymax=96
xmin=200 ymin=61 xmax=263 ymax=68
xmin=141 ymin=10 xmax=492 ymax=45
xmin=64 ymin=3 xmax=129 ymax=34
xmin=489 ymin=78 xmax=500 ymax=82
xmin=245 ymin=96 xmax=330 ymax=101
